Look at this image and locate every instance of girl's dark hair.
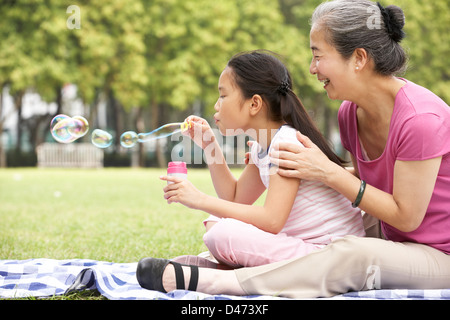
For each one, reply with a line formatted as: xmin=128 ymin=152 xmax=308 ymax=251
xmin=227 ymin=50 xmax=345 ymax=167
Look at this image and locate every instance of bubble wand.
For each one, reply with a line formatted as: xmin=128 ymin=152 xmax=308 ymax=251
xmin=120 ymin=121 xmax=191 ymax=148
xmin=137 ymin=122 xmax=190 ymax=142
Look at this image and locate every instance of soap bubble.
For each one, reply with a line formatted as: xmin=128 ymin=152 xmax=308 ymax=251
xmin=138 ymin=122 xmax=190 ymax=143
xmin=50 ymin=114 xmax=89 ymax=143
xmin=68 ymin=115 xmax=89 ymax=138
xmin=120 ymin=131 xmax=138 ymax=148
xmin=50 ymin=114 xmax=78 ymax=143
xmin=87 ymin=121 xmax=190 ymax=149
xmin=91 ymin=129 xmax=113 ymax=148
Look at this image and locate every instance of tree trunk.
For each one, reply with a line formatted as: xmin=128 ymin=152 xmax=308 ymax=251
xmin=0 ymin=85 xmax=6 ymax=167
xmin=14 ymin=91 xmax=24 ymax=153
xmin=136 ymin=107 xmax=145 ymax=167
xmin=150 ymin=100 xmax=166 ymax=168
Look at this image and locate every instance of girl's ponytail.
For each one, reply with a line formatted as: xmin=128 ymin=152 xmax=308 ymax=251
xmin=280 ymin=89 xmax=345 ymax=166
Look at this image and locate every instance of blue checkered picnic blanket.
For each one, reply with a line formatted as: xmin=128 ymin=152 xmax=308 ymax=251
xmin=1 ymin=259 xmax=449 ymax=300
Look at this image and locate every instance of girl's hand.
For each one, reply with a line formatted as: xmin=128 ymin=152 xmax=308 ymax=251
xmin=183 ymin=116 xmax=215 ymax=150
xmin=244 ymin=140 xmax=254 ymax=165
xmin=160 ymin=175 xmax=206 ymax=209
xmin=270 ymin=131 xmax=336 ymax=183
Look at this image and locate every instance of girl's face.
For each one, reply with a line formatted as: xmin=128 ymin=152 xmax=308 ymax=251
xmin=309 ymin=27 xmax=354 ymax=100
xmin=213 ymin=67 xmax=250 ymax=135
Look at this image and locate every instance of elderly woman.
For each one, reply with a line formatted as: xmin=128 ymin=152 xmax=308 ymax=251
xmin=137 ymin=0 xmax=450 ymax=298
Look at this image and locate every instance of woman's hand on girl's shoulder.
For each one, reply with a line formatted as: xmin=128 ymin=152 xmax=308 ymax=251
xmin=270 ymin=131 xmax=338 ymax=184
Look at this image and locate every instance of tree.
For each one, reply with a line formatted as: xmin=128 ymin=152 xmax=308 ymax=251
xmin=393 ymin=0 xmax=449 ymax=103
xmin=0 ymin=1 xmax=76 ymax=164
xmin=0 ymin=0 xmax=447 ymax=168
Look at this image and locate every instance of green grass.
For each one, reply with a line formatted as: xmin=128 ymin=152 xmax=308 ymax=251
xmin=0 ymin=167 xmax=251 ymax=263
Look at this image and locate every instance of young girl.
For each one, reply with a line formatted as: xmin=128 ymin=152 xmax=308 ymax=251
xmin=160 ymin=50 xmax=365 ymax=268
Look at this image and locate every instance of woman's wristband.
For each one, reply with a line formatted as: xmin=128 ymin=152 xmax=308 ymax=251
xmin=352 ymin=180 xmax=366 ymax=208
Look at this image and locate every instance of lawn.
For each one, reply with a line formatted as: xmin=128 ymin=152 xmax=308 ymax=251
xmin=0 ymin=167 xmax=252 ymax=263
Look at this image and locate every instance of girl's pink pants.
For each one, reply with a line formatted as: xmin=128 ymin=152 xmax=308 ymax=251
xmin=203 ymin=218 xmax=321 ymax=268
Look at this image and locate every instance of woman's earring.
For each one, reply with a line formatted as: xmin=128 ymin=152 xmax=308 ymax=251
xmin=355 ymin=66 xmax=359 ymax=70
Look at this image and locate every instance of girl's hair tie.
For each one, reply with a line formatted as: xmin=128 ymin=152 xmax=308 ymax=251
xmin=277 ymin=80 xmax=290 ymax=96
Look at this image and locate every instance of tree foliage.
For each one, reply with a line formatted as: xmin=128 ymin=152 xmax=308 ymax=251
xmin=0 ymin=0 xmax=448 ymax=166
xmin=393 ymin=0 xmax=450 ymax=103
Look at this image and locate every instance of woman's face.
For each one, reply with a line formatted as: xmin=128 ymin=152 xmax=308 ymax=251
xmin=309 ymin=26 xmax=355 ymax=100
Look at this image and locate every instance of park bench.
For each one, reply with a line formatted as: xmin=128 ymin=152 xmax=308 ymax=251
xmin=37 ymin=143 xmax=103 ymax=168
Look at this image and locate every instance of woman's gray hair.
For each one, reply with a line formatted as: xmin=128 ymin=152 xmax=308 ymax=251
xmin=311 ymin=0 xmax=408 ymax=76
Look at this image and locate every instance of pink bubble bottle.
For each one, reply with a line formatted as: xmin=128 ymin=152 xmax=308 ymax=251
xmin=167 ymin=161 xmax=187 ymax=184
